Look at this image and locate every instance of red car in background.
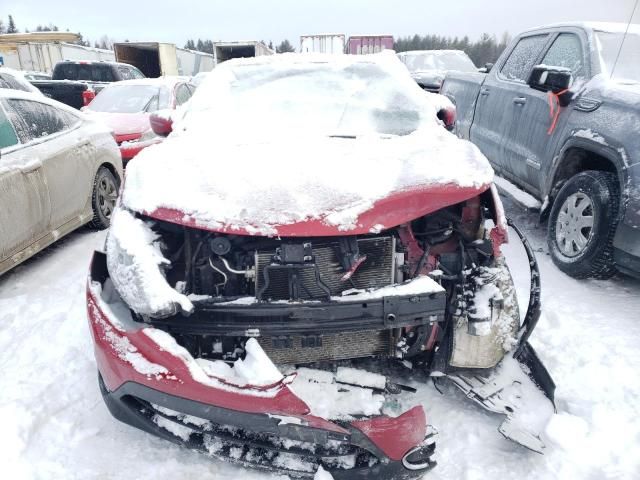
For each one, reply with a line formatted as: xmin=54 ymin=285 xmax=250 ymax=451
xmin=85 ymin=77 xmax=195 ymax=164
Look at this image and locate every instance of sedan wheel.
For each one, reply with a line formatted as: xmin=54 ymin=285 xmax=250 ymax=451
xmin=89 ymin=167 xmax=120 ymax=230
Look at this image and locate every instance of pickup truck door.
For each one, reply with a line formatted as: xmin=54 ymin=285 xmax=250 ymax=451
xmin=470 ymin=34 xmax=550 ymax=175
xmin=502 ymin=32 xmax=589 ymax=194
xmin=4 ymin=99 xmax=94 ymax=232
xmin=0 ymin=103 xmax=52 ymax=268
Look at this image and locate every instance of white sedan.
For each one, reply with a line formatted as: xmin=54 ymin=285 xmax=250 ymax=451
xmin=0 ymin=89 xmax=122 ymax=275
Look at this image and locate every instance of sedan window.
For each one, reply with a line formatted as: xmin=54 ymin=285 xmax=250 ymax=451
xmin=5 ymin=99 xmax=78 ymax=143
xmin=0 ymin=107 xmax=19 ymax=149
xmin=175 ymin=84 xmax=192 ymax=106
xmin=500 ymin=34 xmax=549 ymax=82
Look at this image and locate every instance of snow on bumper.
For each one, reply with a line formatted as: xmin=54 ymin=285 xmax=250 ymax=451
xmin=87 ymin=251 xmax=434 ymax=478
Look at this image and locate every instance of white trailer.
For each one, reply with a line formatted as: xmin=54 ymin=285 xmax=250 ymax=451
xmin=176 ymin=47 xmax=215 ymax=76
xmin=213 ymin=41 xmax=274 ymax=64
xmin=300 ymin=34 xmax=345 ymax=54
xmin=114 ymin=42 xmax=214 ymax=77
xmin=0 ymin=32 xmax=114 ymax=73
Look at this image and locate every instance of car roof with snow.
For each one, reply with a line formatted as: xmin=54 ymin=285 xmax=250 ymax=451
xmin=524 ymin=21 xmax=640 ymax=35
xmin=100 ymin=77 xmax=190 ymax=88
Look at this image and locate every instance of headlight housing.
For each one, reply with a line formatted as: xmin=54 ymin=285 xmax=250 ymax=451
xmin=106 ymin=207 xmax=193 ymax=318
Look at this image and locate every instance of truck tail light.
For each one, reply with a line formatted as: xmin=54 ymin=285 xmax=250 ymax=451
xmin=82 ymin=89 xmax=96 ymax=106
xmin=437 ymin=106 xmax=456 ymax=132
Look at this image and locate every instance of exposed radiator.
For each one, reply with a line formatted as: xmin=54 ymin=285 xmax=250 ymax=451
xmin=258 ymin=330 xmax=393 ymax=365
xmin=255 ymin=236 xmax=395 ymax=301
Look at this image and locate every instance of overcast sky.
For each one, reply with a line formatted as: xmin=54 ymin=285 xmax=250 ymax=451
xmin=5 ymin=0 xmax=638 ymax=48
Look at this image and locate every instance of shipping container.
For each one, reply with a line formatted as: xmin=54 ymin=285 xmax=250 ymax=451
xmin=213 ymin=41 xmax=274 ymax=64
xmin=347 ymin=35 xmax=394 ymax=55
xmin=300 ymin=34 xmax=345 ymax=54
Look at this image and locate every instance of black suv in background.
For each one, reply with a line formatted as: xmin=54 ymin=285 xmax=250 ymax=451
xmin=29 ymin=61 xmax=146 ymax=109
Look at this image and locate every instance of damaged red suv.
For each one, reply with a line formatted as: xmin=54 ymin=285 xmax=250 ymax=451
xmin=87 ymin=52 xmax=555 ymax=479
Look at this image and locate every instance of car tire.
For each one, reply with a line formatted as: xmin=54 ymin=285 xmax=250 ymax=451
xmin=547 ymin=170 xmax=619 ymax=279
xmin=88 ymin=166 xmax=119 ymax=230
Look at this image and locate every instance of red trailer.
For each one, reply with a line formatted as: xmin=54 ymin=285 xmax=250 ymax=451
xmin=347 ymin=34 xmax=394 ymax=54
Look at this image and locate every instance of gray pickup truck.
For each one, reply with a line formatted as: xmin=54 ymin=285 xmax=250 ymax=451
xmin=441 ymin=22 xmax=640 ymax=279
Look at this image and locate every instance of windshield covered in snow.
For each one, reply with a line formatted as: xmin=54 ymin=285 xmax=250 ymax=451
xmin=181 ymin=54 xmax=443 ymax=138
xmin=88 ymin=84 xmax=171 ymax=113
xmin=399 ymin=51 xmax=477 ymax=73
xmin=595 ymin=31 xmax=640 ymax=83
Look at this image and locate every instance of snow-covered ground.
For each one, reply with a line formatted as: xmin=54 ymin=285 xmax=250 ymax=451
xmin=1 ymin=196 xmax=639 ymax=479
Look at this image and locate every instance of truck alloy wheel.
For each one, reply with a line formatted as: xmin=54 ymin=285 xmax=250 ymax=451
xmin=547 ymin=170 xmax=619 ymax=279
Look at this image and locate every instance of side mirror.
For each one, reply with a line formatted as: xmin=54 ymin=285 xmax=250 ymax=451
xmin=149 ymin=110 xmax=173 ymax=137
xmin=528 ymin=65 xmax=572 ymax=93
xmin=483 ymin=62 xmax=494 ymax=73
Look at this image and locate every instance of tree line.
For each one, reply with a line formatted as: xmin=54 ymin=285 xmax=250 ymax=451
xmin=183 ymin=38 xmax=295 ymax=54
xmin=394 ymin=32 xmax=511 ymax=68
xmin=0 ymin=14 xmax=113 ymax=50
xmin=3 ymin=13 xmax=510 ymax=65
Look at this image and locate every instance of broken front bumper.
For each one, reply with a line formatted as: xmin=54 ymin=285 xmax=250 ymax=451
xmin=447 ymin=219 xmax=556 ymax=453
xmin=87 ymin=251 xmax=436 ymax=479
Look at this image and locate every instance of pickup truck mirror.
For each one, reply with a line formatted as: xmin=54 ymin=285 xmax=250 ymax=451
xmin=149 ymin=110 xmax=173 ymax=137
xmin=528 ymin=65 xmax=572 ymax=94
xmin=478 ymin=62 xmax=494 ymax=73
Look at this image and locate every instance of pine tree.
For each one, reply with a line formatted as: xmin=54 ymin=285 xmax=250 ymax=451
xmin=7 ymin=15 xmax=18 ymax=33
xmin=0 ymin=19 xmax=6 ymax=34
xmin=276 ymin=39 xmax=295 ymax=53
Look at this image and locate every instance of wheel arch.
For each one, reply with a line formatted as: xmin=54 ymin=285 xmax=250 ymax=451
xmin=543 ymin=136 xmax=628 ymax=220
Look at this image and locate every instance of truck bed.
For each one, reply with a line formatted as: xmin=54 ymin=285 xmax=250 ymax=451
xmin=440 ymin=71 xmax=486 ymax=140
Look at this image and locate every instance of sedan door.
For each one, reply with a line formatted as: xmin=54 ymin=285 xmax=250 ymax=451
xmin=4 ymin=98 xmax=94 ymax=232
xmin=470 ymin=34 xmax=549 ymax=175
xmin=0 ymin=103 xmax=51 ymax=271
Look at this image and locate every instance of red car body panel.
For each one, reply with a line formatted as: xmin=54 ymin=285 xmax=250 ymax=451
xmin=146 ymin=182 xmax=492 ymax=237
xmin=351 ymin=406 xmax=426 ymax=461
xmin=86 ymin=111 xmax=161 ymax=161
xmin=87 ymin=282 xmax=427 ymax=458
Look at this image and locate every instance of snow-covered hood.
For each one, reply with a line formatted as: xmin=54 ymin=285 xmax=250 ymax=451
xmin=411 ymin=70 xmax=447 ymax=87
xmin=85 ymin=111 xmax=151 ymax=137
xmin=122 ymin=128 xmax=494 ymax=236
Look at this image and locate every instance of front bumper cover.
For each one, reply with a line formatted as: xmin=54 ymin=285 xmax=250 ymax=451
xmin=87 ymin=251 xmax=436 ymax=479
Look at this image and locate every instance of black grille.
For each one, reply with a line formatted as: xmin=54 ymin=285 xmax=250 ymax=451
xmin=258 ymin=330 xmax=393 ymax=365
xmin=255 ymin=237 xmax=395 ymax=301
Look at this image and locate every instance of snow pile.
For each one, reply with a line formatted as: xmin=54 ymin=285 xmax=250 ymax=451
xmin=123 ymin=52 xmax=493 ymax=234
xmin=493 ymin=176 xmax=542 ymax=210
xmin=314 ymin=466 xmax=335 ymax=480
xmin=336 ymin=367 xmax=386 ymax=390
xmin=143 ymin=328 xmax=286 ymax=395
xmin=195 ymin=338 xmax=284 ymax=387
xmin=337 ymin=274 xmax=444 ymax=301
xmin=286 ymin=368 xmax=384 ymax=419
xmin=106 ymin=208 xmax=193 ymax=317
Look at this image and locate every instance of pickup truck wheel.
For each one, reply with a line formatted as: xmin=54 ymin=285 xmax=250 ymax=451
xmin=547 ymin=171 xmax=619 ymax=279
xmin=88 ymin=167 xmax=119 ymax=230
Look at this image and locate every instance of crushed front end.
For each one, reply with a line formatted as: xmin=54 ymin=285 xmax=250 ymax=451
xmin=88 ymin=185 xmax=554 ymax=478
